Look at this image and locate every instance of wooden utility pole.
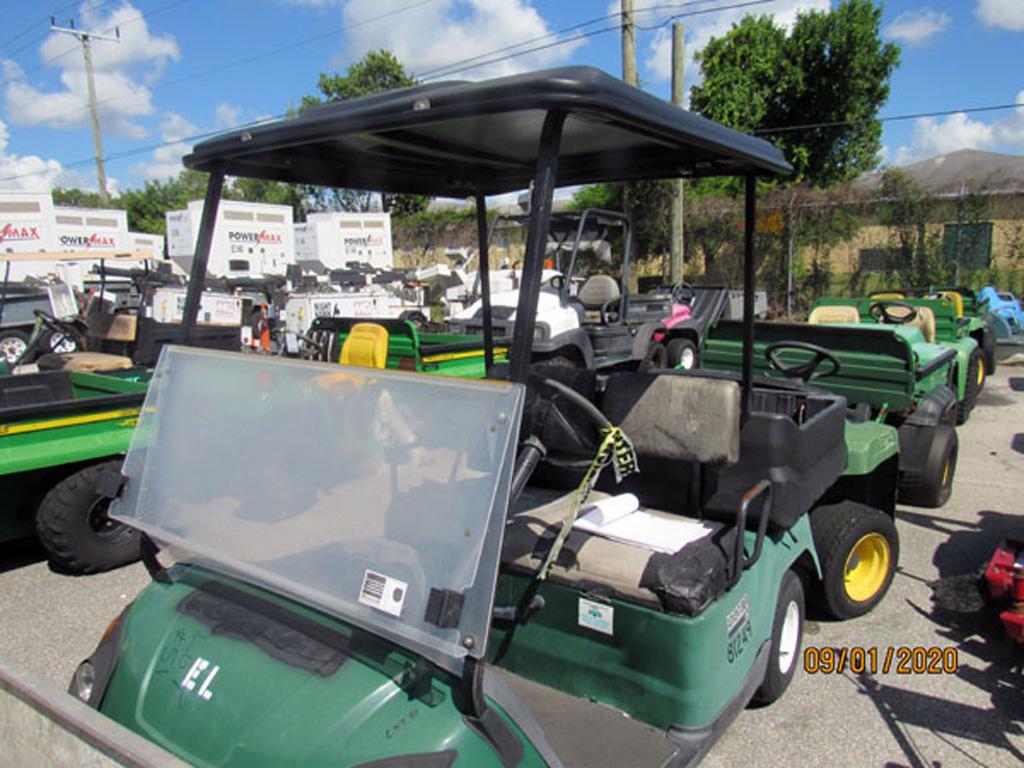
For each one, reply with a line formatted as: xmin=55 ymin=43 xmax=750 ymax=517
xmin=621 ymin=0 xmax=637 ymax=86
xmin=669 ymin=22 xmax=685 ymax=283
xmin=50 ymin=18 xmax=120 ymax=204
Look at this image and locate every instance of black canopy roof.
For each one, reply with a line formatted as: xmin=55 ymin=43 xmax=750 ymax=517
xmin=184 ymin=66 xmax=790 ymax=196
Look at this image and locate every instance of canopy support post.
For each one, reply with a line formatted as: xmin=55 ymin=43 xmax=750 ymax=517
xmin=182 ymin=167 xmax=224 ymax=346
xmin=741 ymin=173 xmax=756 ymax=424
xmin=474 ymin=193 xmax=494 ymax=373
xmin=509 ymin=110 xmax=565 ymax=384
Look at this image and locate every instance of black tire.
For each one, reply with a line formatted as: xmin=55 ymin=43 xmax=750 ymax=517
xmin=753 ymin=569 xmax=804 ymax=705
xmin=898 ymin=424 xmax=958 ymax=508
xmin=666 ymin=337 xmax=698 ymax=369
xmin=956 ymin=348 xmax=982 ymax=424
xmin=981 ymin=328 xmax=997 ymax=380
xmin=399 ymin=310 xmax=428 ymax=330
xmin=640 ymin=341 xmax=668 ymax=370
xmin=35 ymin=460 xmax=142 ymax=575
xmin=809 ymin=502 xmax=899 ymax=620
xmin=0 ymin=328 xmax=31 ymax=364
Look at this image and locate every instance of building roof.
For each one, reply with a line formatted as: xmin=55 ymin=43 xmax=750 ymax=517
xmin=184 ymin=66 xmax=790 ymax=196
xmin=859 ymin=149 xmax=1024 ymax=194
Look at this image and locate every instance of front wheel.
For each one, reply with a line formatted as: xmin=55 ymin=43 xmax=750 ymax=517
xmin=810 ymin=502 xmax=899 ymax=620
xmin=956 ymin=348 xmax=983 ymax=424
xmin=36 ymin=460 xmax=142 ymax=575
xmin=897 ymin=425 xmax=958 ymax=508
xmin=0 ymin=329 xmax=31 ymax=364
xmin=666 ymin=337 xmax=698 ymax=369
xmin=640 ymin=341 xmax=668 ymax=370
xmin=753 ymin=569 xmax=804 ymax=705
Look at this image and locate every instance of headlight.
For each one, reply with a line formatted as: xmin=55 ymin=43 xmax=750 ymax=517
xmin=71 ymin=661 xmax=96 ymax=704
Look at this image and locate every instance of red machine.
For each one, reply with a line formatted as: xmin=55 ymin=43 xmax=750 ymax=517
xmin=984 ymin=539 xmax=1024 ymax=642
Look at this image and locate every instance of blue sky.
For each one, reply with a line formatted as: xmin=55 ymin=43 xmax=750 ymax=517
xmin=0 ymin=0 xmax=1021 ymax=194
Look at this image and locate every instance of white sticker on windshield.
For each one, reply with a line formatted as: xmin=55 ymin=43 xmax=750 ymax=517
xmin=578 ymin=597 xmax=614 ymax=635
xmin=359 ymin=570 xmax=408 ymax=618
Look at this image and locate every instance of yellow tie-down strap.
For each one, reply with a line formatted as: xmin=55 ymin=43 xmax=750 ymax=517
xmin=0 ymin=408 xmax=141 ymax=437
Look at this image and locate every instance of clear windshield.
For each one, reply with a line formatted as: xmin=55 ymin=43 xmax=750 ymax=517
xmin=111 ymin=346 xmax=523 ymax=674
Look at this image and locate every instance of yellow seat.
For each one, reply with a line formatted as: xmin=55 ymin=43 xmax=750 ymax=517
xmin=873 ymin=292 xmax=904 ymax=300
xmin=935 ymin=291 xmax=964 ymax=317
xmin=808 ymin=305 xmax=860 ymax=325
xmin=339 ymin=323 xmax=389 ymax=368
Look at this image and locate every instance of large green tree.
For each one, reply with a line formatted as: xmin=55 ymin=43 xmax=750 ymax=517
xmin=691 ymin=0 xmax=900 ymax=188
xmin=304 ymin=50 xmax=429 ymax=216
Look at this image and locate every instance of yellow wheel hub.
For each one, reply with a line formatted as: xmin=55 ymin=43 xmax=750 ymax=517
xmin=844 ymin=533 xmax=891 ymax=603
xmin=978 ymin=359 xmax=985 ymax=387
xmin=942 ymin=458 xmax=952 ymax=488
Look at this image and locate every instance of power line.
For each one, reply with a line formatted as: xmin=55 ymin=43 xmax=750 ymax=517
xmin=3 ymin=0 xmax=441 ymax=139
xmin=754 ymin=103 xmax=1024 ymax=135
xmin=0 ymin=0 xmax=194 ymax=91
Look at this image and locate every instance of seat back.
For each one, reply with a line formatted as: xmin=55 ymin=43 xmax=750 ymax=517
xmin=601 ymin=373 xmax=741 ymax=465
xmin=899 ymin=305 xmax=936 ymax=343
xmin=87 ymin=312 xmax=138 ymax=342
xmin=576 ymin=274 xmax=620 ymax=311
xmin=808 ymin=304 xmax=859 ymax=325
xmin=935 ymin=290 xmax=964 ymax=317
xmin=339 ymin=322 xmax=389 ymax=368
xmin=873 ymin=292 xmax=904 ymax=300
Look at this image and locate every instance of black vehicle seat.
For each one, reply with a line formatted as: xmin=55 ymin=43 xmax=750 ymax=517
xmin=505 ymin=372 xmax=744 ymax=616
xmin=576 ymin=274 xmax=619 ymax=323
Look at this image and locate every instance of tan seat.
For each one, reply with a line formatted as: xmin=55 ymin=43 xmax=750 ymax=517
xmin=339 ymin=323 xmax=389 ymax=368
xmin=884 ymin=304 xmax=936 ymax=343
xmin=87 ymin=313 xmax=138 ymax=342
xmin=808 ymin=305 xmax=860 ymax=325
xmin=36 ymin=351 xmax=134 ymax=372
xmin=503 ymin=487 xmax=723 ymax=610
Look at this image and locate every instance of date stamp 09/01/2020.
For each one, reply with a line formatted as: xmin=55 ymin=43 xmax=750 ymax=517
xmin=803 ymin=646 xmax=959 ymax=675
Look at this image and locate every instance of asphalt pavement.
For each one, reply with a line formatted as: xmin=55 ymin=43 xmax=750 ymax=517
xmin=0 ymin=368 xmax=1022 ymax=767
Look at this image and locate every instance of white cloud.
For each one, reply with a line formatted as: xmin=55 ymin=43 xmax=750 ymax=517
xmin=131 ymin=111 xmax=198 ymax=181
xmin=885 ymin=8 xmax=951 ymax=45
xmin=638 ymin=0 xmax=830 ymax=95
xmin=893 ymin=91 xmax=1024 ymax=164
xmin=0 ymin=119 xmax=96 ymax=192
xmin=3 ymin=2 xmax=179 ymax=138
xmin=214 ymin=102 xmax=242 ymax=128
xmin=976 ymin=0 xmax=1024 ymax=32
xmin=338 ymin=0 xmax=586 ymax=80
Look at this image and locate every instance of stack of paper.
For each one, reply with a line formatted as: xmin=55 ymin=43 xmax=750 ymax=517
xmin=574 ymin=493 xmax=717 ymax=554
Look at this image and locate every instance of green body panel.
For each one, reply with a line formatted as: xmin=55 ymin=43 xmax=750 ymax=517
xmin=842 ymin=420 xmax=899 ymax=476
xmin=702 ymin=320 xmax=952 ymax=416
xmin=0 ymin=370 xmax=148 ymax=544
xmin=100 ymin=566 xmax=546 ymax=768
xmin=811 ymin=297 xmax=978 ymax=400
xmin=490 ymin=517 xmax=815 ymax=731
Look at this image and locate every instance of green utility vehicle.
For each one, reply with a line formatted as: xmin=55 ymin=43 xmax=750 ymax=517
xmin=303 ymin=316 xmax=505 ymax=378
xmin=71 ymin=67 xmax=901 ymax=767
xmin=703 ymin=319 xmax=959 ymax=509
xmin=811 ymin=294 xmax=982 ymax=423
xmin=0 ymin=368 xmax=147 ymax=572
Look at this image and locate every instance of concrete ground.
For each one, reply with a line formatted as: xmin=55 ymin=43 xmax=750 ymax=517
xmin=1 ymin=368 xmax=1022 ymax=767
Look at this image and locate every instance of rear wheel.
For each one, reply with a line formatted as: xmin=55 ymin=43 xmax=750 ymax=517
xmin=898 ymin=425 xmax=958 ymax=508
xmin=0 ymin=329 xmax=31 ymax=364
xmin=810 ymin=502 xmax=898 ymax=620
xmin=36 ymin=460 xmax=142 ymax=575
xmin=754 ymin=569 xmax=804 ymax=705
xmin=956 ymin=349 xmax=982 ymax=424
xmin=666 ymin=337 xmax=698 ymax=369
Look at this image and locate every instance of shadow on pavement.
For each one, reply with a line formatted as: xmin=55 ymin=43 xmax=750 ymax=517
xmin=0 ymin=536 xmax=46 ymax=575
xmin=1007 ymin=377 xmax=1024 ymax=393
xmin=868 ymin=508 xmax=1024 ymax=766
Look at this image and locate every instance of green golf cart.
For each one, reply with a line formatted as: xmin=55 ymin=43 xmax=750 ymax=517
xmin=70 ymin=67 xmax=900 ymax=767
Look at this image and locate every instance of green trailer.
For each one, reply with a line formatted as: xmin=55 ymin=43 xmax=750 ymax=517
xmin=69 ymin=67 xmax=902 ymax=768
xmin=810 ymin=295 xmax=982 ymax=423
xmin=0 ymin=368 xmax=147 ymax=572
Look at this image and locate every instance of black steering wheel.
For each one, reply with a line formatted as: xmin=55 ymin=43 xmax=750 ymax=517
xmin=548 ymin=274 xmax=565 ymax=291
xmin=869 ymin=300 xmax=917 ymax=325
xmin=33 ymin=310 xmax=87 ymax=351
xmin=671 ymin=281 xmax=695 ymax=305
xmin=765 ymin=341 xmax=841 ymax=383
